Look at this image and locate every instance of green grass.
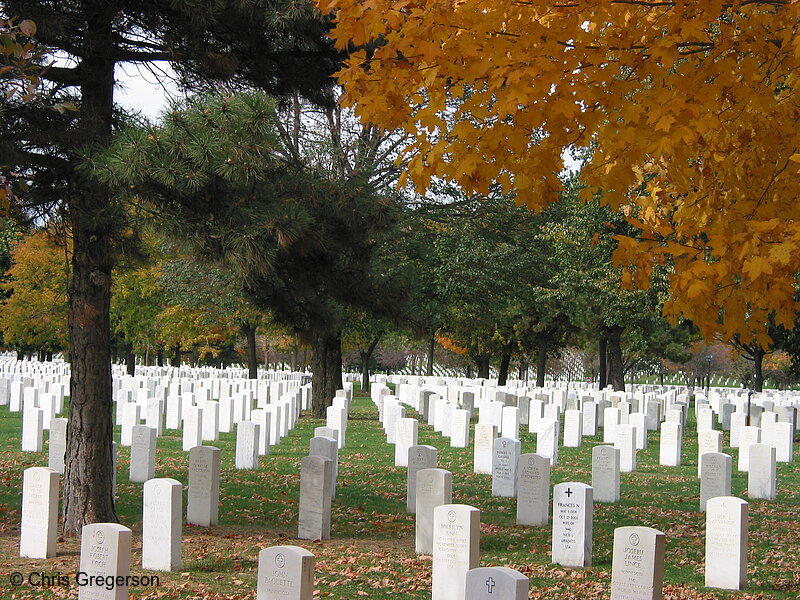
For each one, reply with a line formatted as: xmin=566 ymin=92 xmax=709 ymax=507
xmin=0 ymin=387 xmax=798 ymax=599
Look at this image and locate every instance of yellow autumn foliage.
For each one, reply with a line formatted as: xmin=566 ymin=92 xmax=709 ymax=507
xmin=319 ymin=0 xmax=800 ymax=344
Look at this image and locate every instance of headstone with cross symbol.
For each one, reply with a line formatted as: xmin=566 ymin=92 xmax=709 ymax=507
xmin=705 ymin=496 xmax=748 ymax=590
xmin=552 ymin=482 xmax=593 ymax=567
xmin=464 ymin=566 xmax=529 ymax=599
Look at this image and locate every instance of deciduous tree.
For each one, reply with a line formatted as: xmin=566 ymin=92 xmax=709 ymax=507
xmin=319 ymin=0 xmax=800 ymax=344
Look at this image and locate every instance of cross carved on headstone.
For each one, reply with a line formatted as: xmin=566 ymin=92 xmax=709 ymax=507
xmin=565 ymin=487 xmax=573 ymax=497
xmin=486 ymin=577 xmax=496 ymax=593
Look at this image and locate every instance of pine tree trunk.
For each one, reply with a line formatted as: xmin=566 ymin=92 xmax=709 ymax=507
xmin=497 ymin=344 xmax=512 ymax=386
xmin=311 ymin=328 xmax=343 ymax=417
xmin=360 ymin=352 xmax=370 ymax=394
xmin=359 ymin=333 xmax=382 ymax=394
xmin=61 ymin=4 xmax=118 ymax=535
xmin=126 ymin=351 xmax=135 ymax=376
xmin=536 ymin=340 xmax=548 ymax=387
xmin=426 ymin=335 xmax=435 ymax=376
xmin=63 ymin=193 xmax=117 ymax=535
xmin=606 ymin=326 xmax=625 ymax=391
xmin=599 ymin=336 xmax=608 ymax=388
xmin=243 ymin=324 xmax=258 ymax=379
xmin=171 ymin=344 xmax=181 ymax=367
xmin=476 ymin=355 xmax=490 ymax=379
xmin=156 ymin=344 xmax=164 ymax=367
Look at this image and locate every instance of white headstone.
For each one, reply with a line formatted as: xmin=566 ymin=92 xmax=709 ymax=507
xmin=610 ymin=526 xmax=665 ymax=600
xmin=235 ymin=421 xmax=260 ymax=470
xmin=19 ymin=466 xmax=59 ymax=559
xmin=737 ymin=426 xmax=761 ymax=472
xmin=407 ymin=445 xmax=438 ymax=513
xmin=257 ymin=545 xmax=315 ymax=600
xmin=78 ymin=523 xmax=132 ymax=600
xmin=582 ymin=401 xmax=598 ymax=437
xmin=697 ymin=429 xmax=723 ymax=478
xmin=603 ymin=407 xmax=621 ymax=443
xmin=201 ymin=400 xmax=219 ymax=442
xmin=415 ymin=468 xmax=452 ymax=554
xmin=492 ymin=437 xmax=521 ymax=497
xmin=297 ymin=455 xmax=333 ymax=540
xmin=21 ymin=407 xmax=44 ymax=452
xmin=699 ymin=452 xmax=732 ymax=512
xmin=551 ymin=482 xmax=593 ymax=567
xmin=182 ymin=405 xmax=203 ymax=452
xmin=120 ymin=402 xmax=140 ymax=447
xmin=432 ymin=504 xmax=480 ymax=600
xmin=309 ymin=436 xmax=338 ymax=499
xmin=48 ymin=417 xmax=68 ymax=474
xmin=326 ymin=405 xmax=347 ymax=449
xmin=394 ymin=418 xmax=419 ymax=467
xmin=142 ymin=478 xmax=182 ymax=571
xmin=615 ymin=424 xmax=637 ymax=473
xmin=705 ymin=496 xmax=748 ymax=590
xmin=465 ymin=566 xmax=529 ymax=600
xmin=658 ymin=421 xmax=682 ymax=466
xmin=516 ymin=453 xmax=550 ymax=527
xmin=592 ymin=445 xmax=621 ymax=503
xmin=501 ymin=406 xmax=520 ymax=440
xmin=563 ymin=410 xmax=582 ymax=447
xmin=536 ymin=418 xmax=559 ymax=466
xmin=187 ymin=445 xmax=221 ymax=526
xmin=473 ymin=423 xmax=496 ymax=474
xmin=129 ymin=425 xmax=157 ymax=483
xmin=450 ymin=409 xmax=471 ymax=448
xmin=747 ymin=443 xmax=776 ymax=500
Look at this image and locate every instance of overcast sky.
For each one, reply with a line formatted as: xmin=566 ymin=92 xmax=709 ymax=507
xmin=115 ymin=62 xmax=180 ymax=121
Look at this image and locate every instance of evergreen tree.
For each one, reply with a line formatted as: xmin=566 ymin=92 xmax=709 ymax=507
xmin=0 ymin=0 xmax=338 ymax=534
xmin=97 ymin=92 xmax=402 ymax=417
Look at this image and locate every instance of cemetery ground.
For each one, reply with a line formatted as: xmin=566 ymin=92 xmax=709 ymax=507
xmin=0 ymin=387 xmax=798 ymax=599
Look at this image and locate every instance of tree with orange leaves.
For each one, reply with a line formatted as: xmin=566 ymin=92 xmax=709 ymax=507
xmin=318 ymin=0 xmax=800 ymax=346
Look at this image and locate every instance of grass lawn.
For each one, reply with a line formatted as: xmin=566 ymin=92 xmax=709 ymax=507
xmin=0 ymin=386 xmax=798 ymax=599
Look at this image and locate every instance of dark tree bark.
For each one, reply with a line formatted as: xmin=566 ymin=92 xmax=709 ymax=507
xmin=536 ymin=339 xmax=548 ymax=388
xmin=497 ymin=343 xmax=513 ymax=386
xmin=359 ymin=332 xmax=383 ymax=394
xmin=61 ymin=3 xmax=119 ymax=535
xmin=156 ymin=344 xmax=164 ymax=367
xmin=171 ymin=344 xmax=182 ymax=367
xmin=6 ymin=0 xmax=341 ymax=537
xmin=125 ymin=350 xmax=136 ymax=376
xmin=426 ymin=334 xmax=435 ymax=376
xmin=605 ymin=325 xmax=626 ymax=391
xmin=242 ymin=324 xmax=258 ymax=379
xmin=599 ymin=336 xmax=608 ymax=389
xmin=476 ymin=354 xmax=490 ymax=379
xmin=752 ymin=346 xmax=766 ymax=393
xmin=310 ymin=328 xmax=343 ymax=417
xmin=518 ymin=355 xmax=529 ymax=382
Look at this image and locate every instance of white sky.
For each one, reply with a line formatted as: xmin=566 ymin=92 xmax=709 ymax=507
xmin=115 ymin=62 xmax=181 ymax=122
xmin=113 ymin=64 xmax=584 ymax=172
